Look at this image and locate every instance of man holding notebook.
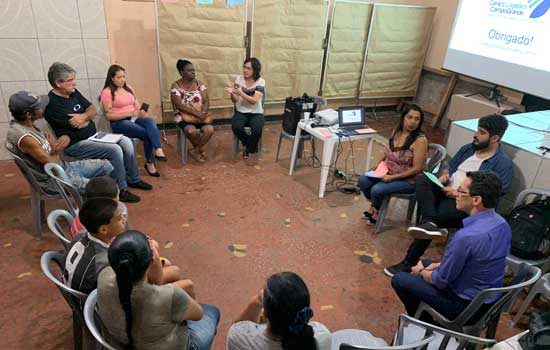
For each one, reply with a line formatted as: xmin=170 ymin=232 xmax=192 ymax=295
xmin=384 ymin=114 xmax=513 ymax=277
xmin=44 ymin=62 xmax=151 ymax=203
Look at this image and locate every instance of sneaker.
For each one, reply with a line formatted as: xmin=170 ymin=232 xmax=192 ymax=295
xmin=384 ymin=260 xmax=412 ymax=277
xmin=119 ymin=189 xmax=140 ymax=203
xmin=128 ymin=180 xmax=153 ymax=191
xmin=407 ymin=222 xmax=448 ymax=240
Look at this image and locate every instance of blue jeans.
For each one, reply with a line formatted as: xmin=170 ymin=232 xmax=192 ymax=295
xmin=64 ymin=159 xmax=113 ymax=191
xmin=357 ymin=175 xmax=415 ymax=210
xmin=188 ymin=304 xmax=220 ymax=350
xmin=111 ymin=117 xmax=161 ymax=163
xmin=65 ymin=136 xmax=140 ymax=190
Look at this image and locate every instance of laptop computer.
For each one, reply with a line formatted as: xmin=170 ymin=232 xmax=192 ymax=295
xmin=338 ymin=106 xmax=366 ymax=134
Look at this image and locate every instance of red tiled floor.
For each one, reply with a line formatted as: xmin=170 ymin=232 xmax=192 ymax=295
xmin=0 ymin=116 xmax=528 ymax=349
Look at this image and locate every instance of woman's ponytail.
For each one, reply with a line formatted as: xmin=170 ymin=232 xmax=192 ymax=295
xmin=108 ymin=231 xmax=153 ymax=350
xmin=115 ymin=260 xmax=135 ymax=349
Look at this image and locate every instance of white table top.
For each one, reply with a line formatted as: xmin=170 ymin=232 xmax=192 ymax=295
xmin=299 ymin=120 xmax=379 ymax=142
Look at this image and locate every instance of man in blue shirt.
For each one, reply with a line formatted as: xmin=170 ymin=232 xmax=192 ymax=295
xmin=391 ymin=171 xmax=511 ymax=320
xmin=385 ymin=114 xmax=513 ymax=276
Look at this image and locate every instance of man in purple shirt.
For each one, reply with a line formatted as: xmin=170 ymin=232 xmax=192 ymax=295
xmin=391 ymin=171 xmax=511 ymax=320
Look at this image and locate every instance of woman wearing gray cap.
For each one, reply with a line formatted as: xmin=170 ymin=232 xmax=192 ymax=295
xmin=5 ymin=91 xmax=113 ymax=194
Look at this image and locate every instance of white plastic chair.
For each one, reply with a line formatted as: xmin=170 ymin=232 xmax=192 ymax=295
xmin=83 ymin=290 xmax=118 ymax=350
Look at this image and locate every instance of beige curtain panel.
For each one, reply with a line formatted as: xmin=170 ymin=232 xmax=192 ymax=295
xmin=251 ymin=0 xmax=329 ymax=101
xmin=323 ymin=1 xmax=372 ymax=98
xmin=157 ymin=0 xmax=247 ymax=107
xmin=359 ymin=5 xmax=435 ymax=98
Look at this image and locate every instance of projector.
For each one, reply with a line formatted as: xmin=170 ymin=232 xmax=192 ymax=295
xmin=314 ymin=109 xmax=339 ymax=126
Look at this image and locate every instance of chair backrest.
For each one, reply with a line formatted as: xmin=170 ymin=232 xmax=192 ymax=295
xmin=40 ymin=251 xmax=88 ymax=323
xmin=513 ymin=188 xmax=550 ymax=208
xmin=47 ymin=209 xmax=75 ymax=250
xmin=425 ymin=143 xmax=446 ymax=173
xmin=84 ymin=290 xmax=118 ymax=350
xmin=454 ymin=263 xmax=542 ymax=329
xmin=7 ymin=149 xmax=46 ymax=195
xmin=395 ymin=314 xmax=496 ymax=350
xmin=44 ymin=163 xmax=83 ymax=216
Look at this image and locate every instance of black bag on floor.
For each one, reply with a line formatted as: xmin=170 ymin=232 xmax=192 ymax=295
xmin=519 ymin=312 xmax=550 ymax=350
xmin=282 ymin=93 xmax=317 ymax=135
xmin=508 ymin=198 xmax=550 ymax=260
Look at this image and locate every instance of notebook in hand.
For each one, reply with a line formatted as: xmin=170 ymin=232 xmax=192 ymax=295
xmin=88 ymin=132 xmax=123 ymax=144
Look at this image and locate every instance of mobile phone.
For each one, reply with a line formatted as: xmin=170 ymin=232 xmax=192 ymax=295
xmin=140 ymin=102 xmax=150 ymax=112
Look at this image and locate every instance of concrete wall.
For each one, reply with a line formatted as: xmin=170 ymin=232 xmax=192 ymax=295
xmin=0 ymin=0 xmax=111 ymax=160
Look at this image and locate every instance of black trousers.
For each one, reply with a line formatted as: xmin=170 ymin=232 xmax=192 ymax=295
xmin=404 ymin=174 xmax=468 ymax=265
xmin=231 ymin=111 xmax=264 ymax=154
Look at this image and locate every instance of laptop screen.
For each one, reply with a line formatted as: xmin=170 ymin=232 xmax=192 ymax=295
xmin=338 ymin=106 xmax=365 ymax=126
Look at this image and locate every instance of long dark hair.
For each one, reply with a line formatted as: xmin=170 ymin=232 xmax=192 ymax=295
xmin=103 ymin=64 xmax=134 ymax=102
xmin=108 ymin=230 xmax=152 ymax=350
xmin=244 ymin=57 xmax=261 ymax=81
xmin=264 ymin=272 xmax=317 ymax=350
xmin=391 ymin=103 xmax=425 ymax=150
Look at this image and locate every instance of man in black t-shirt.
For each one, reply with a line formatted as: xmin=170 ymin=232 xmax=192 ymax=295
xmin=44 ymin=62 xmax=151 ymax=203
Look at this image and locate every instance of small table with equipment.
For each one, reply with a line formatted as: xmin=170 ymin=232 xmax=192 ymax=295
xmin=288 ymin=119 xmax=378 ymax=198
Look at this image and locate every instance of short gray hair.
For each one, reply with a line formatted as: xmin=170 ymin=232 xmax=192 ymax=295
xmin=47 ymin=62 xmax=76 ymax=88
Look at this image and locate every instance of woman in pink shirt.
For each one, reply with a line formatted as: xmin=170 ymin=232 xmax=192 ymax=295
xmin=101 ymin=65 xmax=166 ymax=177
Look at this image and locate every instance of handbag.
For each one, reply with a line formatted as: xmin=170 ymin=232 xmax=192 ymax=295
xmin=519 ymin=312 xmax=550 ymax=350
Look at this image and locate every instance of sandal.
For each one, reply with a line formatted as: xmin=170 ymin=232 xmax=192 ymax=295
xmin=242 ymin=150 xmax=250 ymax=160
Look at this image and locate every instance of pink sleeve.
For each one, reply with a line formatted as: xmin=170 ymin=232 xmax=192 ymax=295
xmin=100 ymin=88 xmax=112 ymax=103
xmin=70 ymin=216 xmax=85 ymax=239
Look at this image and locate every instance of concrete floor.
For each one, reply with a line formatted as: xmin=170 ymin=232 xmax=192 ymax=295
xmin=0 ymin=114 xmax=534 ymax=349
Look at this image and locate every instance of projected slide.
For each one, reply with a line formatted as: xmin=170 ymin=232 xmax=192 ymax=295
xmin=445 ymin=0 xmax=550 ymax=98
xmin=450 ymin=0 xmax=550 ymax=72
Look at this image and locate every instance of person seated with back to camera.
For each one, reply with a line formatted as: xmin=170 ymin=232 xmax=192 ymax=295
xmin=170 ymin=59 xmax=214 ymax=163
xmin=227 ymin=272 xmax=331 ymax=350
xmin=43 ymin=62 xmax=151 ymax=203
xmin=225 ymin=57 xmax=266 ymax=162
xmin=391 ymin=171 xmax=511 ymax=322
xmin=101 ymin=64 xmax=167 ymax=177
xmin=70 ymin=176 xmax=129 ymax=239
xmin=384 ymin=114 xmax=513 ymax=277
xmin=5 ymin=91 xmax=113 ymax=194
xmin=357 ymin=104 xmax=428 ymax=224
xmin=98 ymin=230 xmax=220 ymax=350
xmin=63 ymin=198 xmax=193 ymax=296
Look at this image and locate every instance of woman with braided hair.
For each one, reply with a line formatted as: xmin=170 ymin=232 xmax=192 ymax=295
xmin=97 ymin=230 xmax=220 ymax=350
xmin=227 ymin=272 xmax=331 ymax=350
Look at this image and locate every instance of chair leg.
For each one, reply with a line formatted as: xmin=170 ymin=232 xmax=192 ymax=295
xmin=179 ymin=130 xmax=188 ymax=165
xmin=510 ymin=276 xmax=548 ymax=327
xmin=297 ymin=138 xmax=304 ymax=159
xmin=375 ymin=197 xmax=390 ymax=234
xmin=207 ymin=137 xmax=214 ymax=160
xmin=30 ymin=191 xmax=42 ymax=240
xmin=256 ymin=136 xmax=262 ymax=160
xmin=485 ymin=315 xmax=500 ymax=339
xmin=275 ymin=132 xmax=283 ymax=162
xmin=406 ymin=198 xmax=416 ymax=221
xmin=232 ymin=134 xmax=239 ymax=160
xmin=72 ymin=312 xmax=83 ymax=350
xmin=40 ymin=199 xmax=47 ymax=223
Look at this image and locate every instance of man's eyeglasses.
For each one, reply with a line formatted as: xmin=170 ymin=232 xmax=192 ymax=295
xmin=457 ymin=188 xmax=479 ymax=198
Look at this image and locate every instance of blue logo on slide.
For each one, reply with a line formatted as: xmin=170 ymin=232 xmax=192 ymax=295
xmin=530 ymin=0 xmax=550 ymax=18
